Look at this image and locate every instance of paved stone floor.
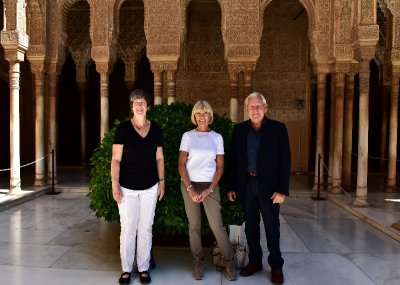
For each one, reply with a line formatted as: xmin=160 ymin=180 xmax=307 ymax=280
xmin=0 ymin=169 xmax=399 ymax=285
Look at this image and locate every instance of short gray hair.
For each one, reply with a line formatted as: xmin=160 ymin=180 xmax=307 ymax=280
xmin=245 ymin=92 xmax=267 ymax=107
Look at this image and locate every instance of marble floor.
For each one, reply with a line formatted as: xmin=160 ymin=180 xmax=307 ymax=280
xmin=0 ymin=172 xmax=400 ymax=285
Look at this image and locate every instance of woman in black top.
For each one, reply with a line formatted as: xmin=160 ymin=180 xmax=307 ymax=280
xmin=111 ymin=89 xmax=165 ymax=285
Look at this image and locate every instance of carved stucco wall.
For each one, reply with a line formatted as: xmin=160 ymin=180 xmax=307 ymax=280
xmin=176 ymin=0 xmax=229 ymax=117
xmin=254 ymin=0 xmax=310 ymax=123
xmin=66 ymin=1 xmax=91 ymax=71
xmin=117 ymin=0 xmax=146 ymax=82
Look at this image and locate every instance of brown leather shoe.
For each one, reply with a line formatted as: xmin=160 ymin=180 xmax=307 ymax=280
xmin=271 ymin=268 xmax=284 ymax=284
xmin=239 ymin=262 xmax=262 ymax=277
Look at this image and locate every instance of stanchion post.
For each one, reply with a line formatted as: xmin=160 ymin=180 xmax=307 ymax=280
xmin=52 ymin=149 xmax=55 ymax=194
xmin=46 ymin=149 xmax=60 ymax=195
xmin=312 ymin=154 xmax=325 ymax=200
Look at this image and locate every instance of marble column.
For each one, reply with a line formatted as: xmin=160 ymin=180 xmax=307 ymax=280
xmin=96 ymin=64 xmax=109 ymax=140
xmin=386 ymin=72 xmax=399 ymax=192
xmin=243 ymin=71 xmax=253 ymax=121
xmin=327 ymin=75 xmax=335 ymax=191
xmin=342 ymin=73 xmax=355 ymax=189
xmin=7 ymin=55 xmax=23 ymax=194
xmin=355 ymin=59 xmax=371 ymax=207
xmin=77 ymin=82 xmax=87 ymax=166
xmin=47 ymin=62 xmax=59 ymax=185
xmin=152 ymin=68 xmax=163 ymax=105
xmin=331 ymin=72 xmax=345 ymax=193
xmin=166 ymin=68 xmax=176 ymax=104
xmin=380 ymin=84 xmax=390 ymax=170
xmin=31 ymin=62 xmax=46 ymax=186
xmin=229 ymin=71 xmax=239 ymax=122
xmin=313 ymin=73 xmax=327 ymax=191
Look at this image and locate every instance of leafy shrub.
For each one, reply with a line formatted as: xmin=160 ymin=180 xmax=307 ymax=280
xmin=87 ymin=102 xmax=244 ymax=239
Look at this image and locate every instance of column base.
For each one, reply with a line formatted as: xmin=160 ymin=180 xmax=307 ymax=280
xmin=154 ymin=96 xmax=162 ymax=105
xmin=385 ymin=180 xmax=397 ymax=193
xmin=312 ymin=182 xmax=325 ymax=192
xmin=328 ymin=185 xmax=341 ymax=194
xmin=167 ymin=97 xmax=175 ymax=105
xmin=9 ymin=186 xmax=22 ymax=196
xmin=353 ymin=196 xmax=369 ymax=207
xmin=392 ymin=221 xmax=400 ymax=231
xmin=34 ymin=176 xmax=47 ymax=187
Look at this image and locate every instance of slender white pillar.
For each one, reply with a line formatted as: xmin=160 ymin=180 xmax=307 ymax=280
xmin=386 ymin=72 xmax=399 ymax=191
xmin=9 ymin=60 xmax=22 ymax=194
xmin=32 ymin=64 xmax=46 ymax=186
xmin=355 ymin=59 xmax=371 ymax=207
xmin=313 ymin=73 xmax=327 ymax=191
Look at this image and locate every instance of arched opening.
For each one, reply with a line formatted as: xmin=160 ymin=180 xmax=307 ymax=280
xmin=255 ymin=0 xmax=310 ymax=174
xmin=112 ymin=0 xmax=150 ymax=118
xmin=58 ymin=53 xmax=81 ymax=165
xmin=58 ymin=0 xmax=91 ymax=166
xmin=177 ymin=0 xmax=228 ymax=114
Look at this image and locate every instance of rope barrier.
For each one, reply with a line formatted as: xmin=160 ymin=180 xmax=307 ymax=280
xmin=0 ymin=152 xmax=52 ymax=196
xmin=351 ymin=152 xmax=400 ymax=162
xmin=0 ymin=154 xmax=50 ymax=172
xmin=319 ymin=157 xmax=356 ymax=202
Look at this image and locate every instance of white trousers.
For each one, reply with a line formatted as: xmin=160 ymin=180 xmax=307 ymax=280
xmin=118 ymin=184 xmax=158 ymax=273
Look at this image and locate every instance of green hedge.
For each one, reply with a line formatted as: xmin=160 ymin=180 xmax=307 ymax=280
xmin=87 ymin=102 xmax=244 ymax=238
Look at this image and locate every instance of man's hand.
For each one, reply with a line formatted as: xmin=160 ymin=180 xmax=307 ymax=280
xmin=271 ymin=192 xmax=285 ymax=204
xmin=227 ymin=191 xmax=237 ymax=202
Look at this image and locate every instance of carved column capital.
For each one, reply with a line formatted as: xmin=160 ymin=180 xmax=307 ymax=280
xmin=76 ymin=63 xmax=86 ymax=83
xmin=30 ymin=60 xmax=45 ymax=76
xmin=95 ymin=62 xmax=109 ymax=81
xmin=4 ymin=49 xmax=26 ymax=64
xmin=227 ymin=61 xmax=257 ymax=74
xmin=150 ymin=61 xmax=165 ymax=73
xmin=333 ymin=62 xmax=351 ymax=74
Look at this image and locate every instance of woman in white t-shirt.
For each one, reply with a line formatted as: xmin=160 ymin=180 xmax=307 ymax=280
xmin=178 ymin=100 xmax=237 ymax=282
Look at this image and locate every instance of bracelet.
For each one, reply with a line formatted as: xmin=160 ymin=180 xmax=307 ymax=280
xmin=186 ymin=184 xmax=193 ymax=192
xmin=209 ymin=187 xmax=213 ymax=193
xmin=159 ymin=178 xmax=165 ymax=182
xmin=111 ymin=177 xmax=119 ymax=182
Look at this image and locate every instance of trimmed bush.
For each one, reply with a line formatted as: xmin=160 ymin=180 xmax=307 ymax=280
xmin=87 ymin=102 xmax=244 ymax=238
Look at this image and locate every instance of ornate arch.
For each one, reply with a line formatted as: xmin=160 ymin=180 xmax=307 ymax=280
xmin=261 ymin=0 xmax=316 ymax=35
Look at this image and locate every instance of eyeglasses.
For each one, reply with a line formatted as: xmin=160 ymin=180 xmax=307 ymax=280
xmin=248 ymin=105 xmax=265 ymax=110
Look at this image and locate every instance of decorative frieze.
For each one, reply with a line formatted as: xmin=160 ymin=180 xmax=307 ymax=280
xmin=225 ymin=45 xmax=260 ymax=59
xmin=147 ymin=45 xmax=180 ymax=60
xmin=91 ymin=46 xmax=110 ymax=60
xmin=357 ymin=24 xmax=380 ymax=40
xmin=360 ymin=0 xmax=375 ymax=25
xmin=334 ymin=45 xmax=353 ymax=60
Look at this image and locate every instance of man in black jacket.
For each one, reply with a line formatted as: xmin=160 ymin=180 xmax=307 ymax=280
xmin=228 ymin=92 xmax=291 ymax=284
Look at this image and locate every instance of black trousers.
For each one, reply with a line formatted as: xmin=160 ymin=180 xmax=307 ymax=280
xmin=243 ymin=175 xmax=284 ymax=269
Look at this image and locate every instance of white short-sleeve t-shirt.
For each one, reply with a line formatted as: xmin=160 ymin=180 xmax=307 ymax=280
xmin=179 ymin=129 xmax=224 ymax=182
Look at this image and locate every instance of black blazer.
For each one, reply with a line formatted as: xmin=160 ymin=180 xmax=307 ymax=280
xmin=228 ymin=117 xmax=291 ymax=200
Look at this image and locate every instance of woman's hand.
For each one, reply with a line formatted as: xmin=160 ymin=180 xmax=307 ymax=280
xmin=158 ymin=181 xmax=165 ymax=201
xmin=189 ymin=187 xmax=201 ymax=203
xmin=112 ymin=184 xmax=122 ymax=203
xmin=197 ymin=187 xmax=213 ymax=203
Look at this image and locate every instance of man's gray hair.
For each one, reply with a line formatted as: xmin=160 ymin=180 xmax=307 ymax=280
xmin=245 ymin=92 xmax=267 ymax=107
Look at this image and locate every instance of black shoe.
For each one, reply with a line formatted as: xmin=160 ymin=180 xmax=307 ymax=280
xmin=239 ymin=262 xmax=263 ymax=277
xmin=271 ymin=268 xmax=284 ymax=284
xmin=139 ymin=271 xmax=151 ymax=284
xmin=119 ymin=272 xmax=131 ymax=284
